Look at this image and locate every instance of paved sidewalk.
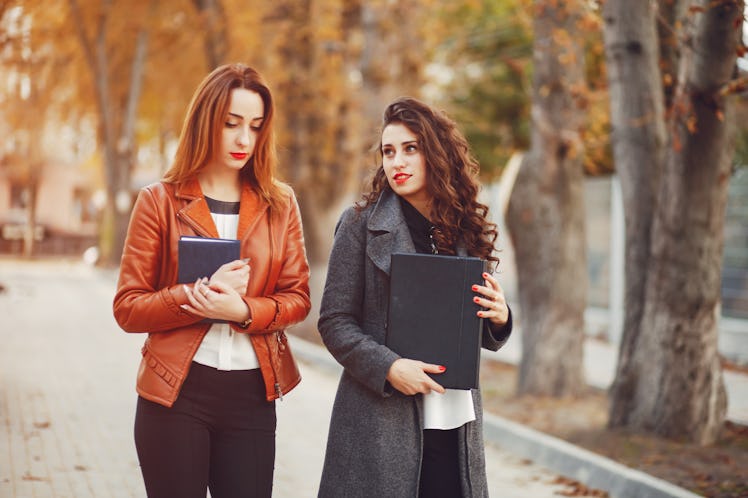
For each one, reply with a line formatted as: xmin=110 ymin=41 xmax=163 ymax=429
xmin=0 ymin=260 xmax=575 ymax=498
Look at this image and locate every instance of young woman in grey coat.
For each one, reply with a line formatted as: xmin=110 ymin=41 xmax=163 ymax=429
xmin=317 ymin=97 xmax=513 ymax=498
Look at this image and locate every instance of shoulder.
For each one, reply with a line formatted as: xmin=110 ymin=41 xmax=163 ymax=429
xmin=140 ymin=181 xmax=174 ymax=200
xmin=274 ymin=180 xmax=295 ymax=198
xmin=336 ymin=203 xmax=371 ymax=232
xmin=270 ymin=180 xmax=298 ymax=210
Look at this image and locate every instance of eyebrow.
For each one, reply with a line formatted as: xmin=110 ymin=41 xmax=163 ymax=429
xmin=383 ymin=140 xmax=418 ymax=147
xmin=228 ymin=112 xmax=264 ymax=122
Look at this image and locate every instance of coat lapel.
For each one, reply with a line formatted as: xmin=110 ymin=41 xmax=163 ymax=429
xmin=175 ymin=179 xmax=218 ymax=238
xmin=175 ymin=178 xmax=268 ymax=241
xmin=236 ymin=182 xmax=268 ymax=242
xmin=366 ymin=188 xmax=415 ymax=275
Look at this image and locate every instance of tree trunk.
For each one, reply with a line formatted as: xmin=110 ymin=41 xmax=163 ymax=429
xmin=271 ymin=0 xmax=321 ymax=261
xmin=68 ymin=0 xmax=151 ymax=266
xmin=605 ymin=0 xmax=740 ymax=444
xmin=505 ymin=0 xmax=587 ymax=397
xmin=602 ymin=0 xmax=667 ymax=426
xmin=191 ymin=0 xmax=228 ymax=69
xmin=22 ymin=179 xmax=39 ymax=259
xmin=657 ymin=0 xmax=687 ymax=110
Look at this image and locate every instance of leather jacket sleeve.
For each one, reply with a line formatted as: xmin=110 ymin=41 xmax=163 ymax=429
xmin=113 ymin=187 xmax=199 ymax=333
xmin=236 ymin=190 xmax=311 ymax=333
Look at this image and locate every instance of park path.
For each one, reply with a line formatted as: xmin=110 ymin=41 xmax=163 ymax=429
xmin=0 ymin=259 xmax=573 ymax=498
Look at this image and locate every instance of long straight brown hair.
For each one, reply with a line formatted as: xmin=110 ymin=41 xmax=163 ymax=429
xmin=163 ymin=63 xmax=283 ymax=208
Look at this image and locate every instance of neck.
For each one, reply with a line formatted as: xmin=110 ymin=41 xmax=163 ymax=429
xmin=198 ymin=168 xmax=242 ymax=202
xmin=408 ymin=198 xmax=431 ymax=220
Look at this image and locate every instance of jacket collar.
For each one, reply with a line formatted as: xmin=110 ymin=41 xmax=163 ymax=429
xmin=366 ymin=188 xmax=415 ymax=275
xmin=175 ymin=177 xmax=268 ymax=240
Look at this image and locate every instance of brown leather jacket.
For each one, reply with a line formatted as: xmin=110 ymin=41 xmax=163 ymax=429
xmin=113 ymin=179 xmax=311 ymax=407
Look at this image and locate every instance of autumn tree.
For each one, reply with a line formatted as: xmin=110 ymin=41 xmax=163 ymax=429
xmin=254 ymin=0 xmax=435 ymax=264
xmin=603 ymin=0 xmax=743 ymax=444
xmin=505 ymin=0 xmax=589 ymax=396
xmin=65 ymin=0 xmax=157 ymax=265
xmin=0 ymin=1 xmax=81 ymax=257
xmin=65 ymin=0 xmax=229 ymax=265
xmin=191 ymin=0 xmax=227 ymax=68
xmin=436 ymin=0 xmax=533 ymax=177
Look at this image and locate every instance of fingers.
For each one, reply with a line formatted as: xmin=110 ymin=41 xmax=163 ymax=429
xmin=181 ymin=279 xmax=208 ymax=317
xmin=484 ymin=272 xmax=504 ymax=293
xmin=422 ymin=363 xmax=447 ymax=374
xmin=474 ymin=272 xmax=503 ymax=297
xmin=211 ymin=260 xmax=250 ymax=294
xmin=206 ymin=279 xmax=235 ymax=295
xmin=386 ymin=359 xmax=447 ymax=395
xmin=417 ymin=362 xmax=446 ymax=394
xmin=472 ymin=272 xmax=509 ymax=325
xmin=220 ymin=259 xmax=250 ymax=271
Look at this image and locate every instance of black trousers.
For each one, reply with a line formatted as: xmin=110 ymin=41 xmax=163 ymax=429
xmin=134 ymin=362 xmax=276 ymax=498
xmin=419 ymin=428 xmax=463 ymax=498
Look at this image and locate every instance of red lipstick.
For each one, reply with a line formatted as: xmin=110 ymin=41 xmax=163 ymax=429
xmin=230 ymin=152 xmax=248 ymax=160
xmin=393 ymin=172 xmax=411 ymax=185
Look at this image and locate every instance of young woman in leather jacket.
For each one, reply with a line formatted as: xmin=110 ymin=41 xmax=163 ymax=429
xmin=113 ymin=63 xmax=311 ymax=498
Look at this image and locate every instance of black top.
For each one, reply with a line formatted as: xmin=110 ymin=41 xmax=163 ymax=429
xmin=205 ymin=196 xmax=240 ymax=215
xmin=399 ymin=197 xmax=440 ymax=255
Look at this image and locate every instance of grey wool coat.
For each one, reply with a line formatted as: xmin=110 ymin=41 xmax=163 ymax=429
xmin=317 ymin=188 xmax=512 ymax=498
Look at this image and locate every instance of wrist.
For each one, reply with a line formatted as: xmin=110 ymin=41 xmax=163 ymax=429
xmin=237 ymin=302 xmax=252 ymax=329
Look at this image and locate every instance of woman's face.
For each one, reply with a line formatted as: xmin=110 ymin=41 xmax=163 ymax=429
xmin=381 ymin=123 xmax=430 ymax=210
xmin=212 ymin=88 xmax=264 ymax=172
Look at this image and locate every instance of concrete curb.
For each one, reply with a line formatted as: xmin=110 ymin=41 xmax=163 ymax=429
xmin=288 ymin=335 xmax=703 ymax=498
xmin=482 ymin=413 xmax=702 ymax=498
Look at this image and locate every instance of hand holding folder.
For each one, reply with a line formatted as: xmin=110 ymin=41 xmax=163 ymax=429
xmin=386 ymin=253 xmax=486 ymax=390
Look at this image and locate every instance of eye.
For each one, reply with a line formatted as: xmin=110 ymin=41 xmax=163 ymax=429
xmin=250 ymin=125 xmax=262 ymax=131
xmin=225 ymin=121 xmax=239 ymax=129
xmin=405 ymin=144 xmax=418 ymax=153
xmin=382 ymin=147 xmax=394 ymax=157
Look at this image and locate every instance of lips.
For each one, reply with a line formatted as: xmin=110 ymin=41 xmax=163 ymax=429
xmin=393 ymin=172 xmax=411 ymax=184
xmin=230 ymin=152 xmax=248 ymax=160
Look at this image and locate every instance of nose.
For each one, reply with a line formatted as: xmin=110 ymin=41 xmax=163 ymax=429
xmin=236 ymin=125 xmax=251 ymax=146
xmin=392 ymin=150 xmax=406 ymax=168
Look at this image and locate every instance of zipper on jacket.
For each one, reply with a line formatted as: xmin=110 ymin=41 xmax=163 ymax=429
xmin=176 ymin=210 xmax=212 ymax=237
xmin=266 ymin=330 xmax=285 ymax=402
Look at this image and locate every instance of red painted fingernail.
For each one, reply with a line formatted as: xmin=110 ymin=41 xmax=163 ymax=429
xmin=471 ymin=285 xmax=478 ymax=291
xmin=438 ymin=366 xmax=446 ymax=372
xmin=473 ymin=297 xmax=480 ymax=303
xmin=482 ymin=272 xmax=489 ymax=278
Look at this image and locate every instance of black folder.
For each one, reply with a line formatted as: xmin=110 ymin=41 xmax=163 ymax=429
xmin=177 ymin=236 xmax=241 ymax=284
xmin=385 ymin=252 xmax=486 ymax=389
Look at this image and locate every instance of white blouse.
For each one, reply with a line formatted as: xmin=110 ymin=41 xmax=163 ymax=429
xmin=423 ymin=389 xmax=476 ymax=430
xmin=191 ymin=201 xmax=259 ymax=371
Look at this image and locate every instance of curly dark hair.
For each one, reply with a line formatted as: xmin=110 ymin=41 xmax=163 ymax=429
xmin=358 ymin=97 xmax=499 ymax=266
